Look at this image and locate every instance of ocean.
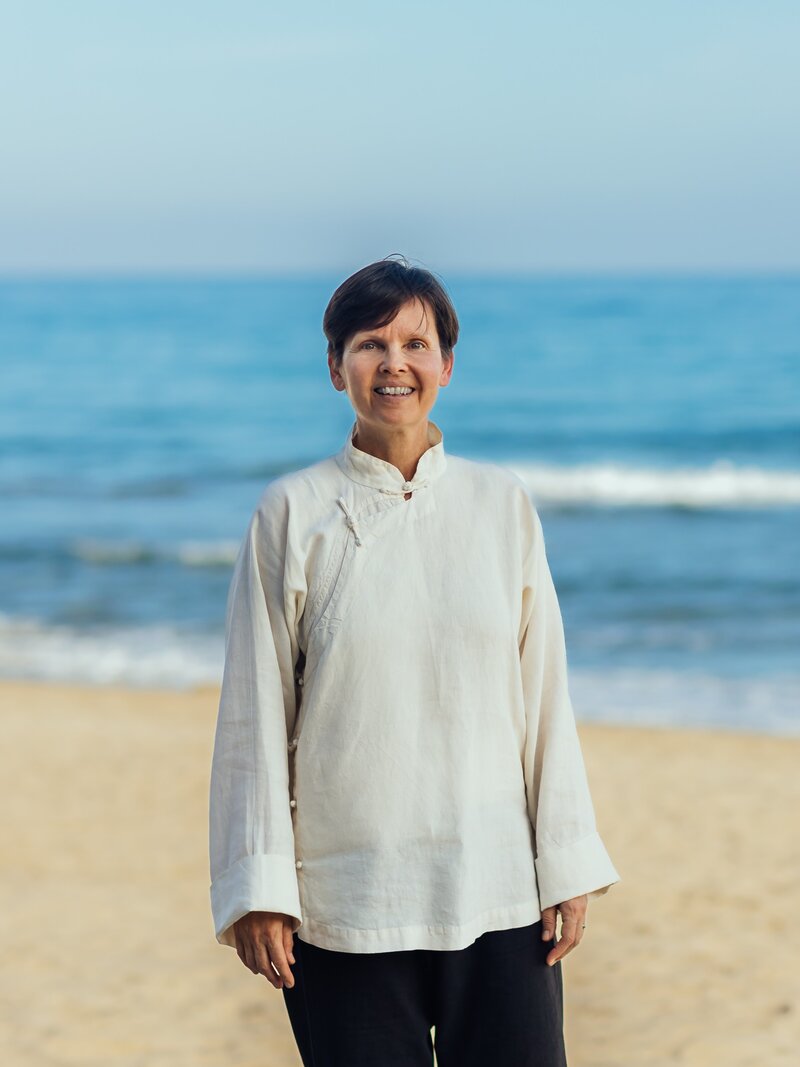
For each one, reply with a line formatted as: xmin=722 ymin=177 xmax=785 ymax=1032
xmin=1 ymin=274 xmax=798 ymax=735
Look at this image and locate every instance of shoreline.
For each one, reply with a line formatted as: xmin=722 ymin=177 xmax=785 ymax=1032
xmin=1 ymin=678 xmax=797 ymax=1065
xmin=2 ymin=674 xmax=796 ymax=741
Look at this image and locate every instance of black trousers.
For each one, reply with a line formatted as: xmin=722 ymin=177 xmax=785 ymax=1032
xmin=282 ymin=920 xmax=568 ymax=1067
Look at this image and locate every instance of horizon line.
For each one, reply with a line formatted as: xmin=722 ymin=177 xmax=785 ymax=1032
xmin=1 ymin=266 xmax=799 ymax=282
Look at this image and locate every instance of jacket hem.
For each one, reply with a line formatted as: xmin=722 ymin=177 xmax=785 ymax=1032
xmin=295 ymin=898 xmax=542 ymax=953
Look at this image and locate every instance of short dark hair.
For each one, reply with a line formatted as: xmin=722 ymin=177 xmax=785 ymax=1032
xmin=323 ymin=254 xmax=459 ymax=366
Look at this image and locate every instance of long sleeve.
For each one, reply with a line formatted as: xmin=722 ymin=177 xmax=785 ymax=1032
xmin=517 ymin=490 xmax=621 ymax=911
xmin=209 ymin=484 xmax=306 ymax=948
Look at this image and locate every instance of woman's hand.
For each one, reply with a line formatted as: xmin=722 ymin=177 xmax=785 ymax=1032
xmin=540 ymin=894 xmax=588 ymax=967
xmin=233 ymin=911 xmax=297 ymax=989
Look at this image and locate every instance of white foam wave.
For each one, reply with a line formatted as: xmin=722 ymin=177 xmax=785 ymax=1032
xmin=0 ymin=614 xmax=222 ymax=689
xmin=569 ymin=668 xmax=800 ymax=737
xmin=504 ymin=459 xmax=800 ymax=507
xmin=175 ymin=540 xmax=241 ymax=566
xmin=0 ymin=614 xmax=797 ymax=734
xmin=71 ymin=539 xmax=240 ymax=567
xmin=61 ymin=460 xmax=800 ymax=575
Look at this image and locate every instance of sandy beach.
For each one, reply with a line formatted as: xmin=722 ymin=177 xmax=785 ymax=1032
xmin=0 ymin=678 xmax=797 ymax=1067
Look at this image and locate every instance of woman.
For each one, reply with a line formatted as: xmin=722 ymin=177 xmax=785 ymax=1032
xmin=209 ymin=255 xmax=621 ymax=1066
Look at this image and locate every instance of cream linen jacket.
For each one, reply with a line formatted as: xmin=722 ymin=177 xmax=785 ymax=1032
xmin=209 ymin=418 xmax=620 ymax=953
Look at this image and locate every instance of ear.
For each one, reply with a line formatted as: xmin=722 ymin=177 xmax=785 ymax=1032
xmin=328 ymin=353 xmax=347 ymax=392
xmin=439 ymin=349 xmax=455 ymax=387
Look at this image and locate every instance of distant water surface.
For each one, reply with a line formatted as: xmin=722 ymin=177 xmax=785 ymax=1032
xmin=1 ymin=274 xmax=798 ymax=735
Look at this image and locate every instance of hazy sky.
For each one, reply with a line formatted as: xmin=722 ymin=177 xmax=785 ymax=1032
xmin=1 ymin=1 xmax=798 ymax=273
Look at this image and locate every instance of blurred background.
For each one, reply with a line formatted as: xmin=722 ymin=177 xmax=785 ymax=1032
xmin=1 ymin=0 xmax=797 ymax=733
xmin=2 ymin=4 xmax=799 ymax=1067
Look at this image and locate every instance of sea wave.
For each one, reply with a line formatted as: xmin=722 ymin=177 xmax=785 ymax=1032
xmin=0 ymin=539 xmax=241 ymax=567
xmin=568 ymin=668 xmax=800 ymax=737
xmin=69 ymin=539 xmax=241 ymax=567
xmin=506 ymin=459 xmax=800 ymax=507
xmin=4 ymin=458 xmax=800 ymax=510
xmin=0 ymin=614 xmax=222 ymax=689
xmin=0 ymin=613 xmax=797 ymax=735
xmin=2 ymin=457 xmax=798 ymax=575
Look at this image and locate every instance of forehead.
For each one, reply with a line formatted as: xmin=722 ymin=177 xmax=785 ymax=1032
xmin=351 ymin=298 xmax=435 ymax=338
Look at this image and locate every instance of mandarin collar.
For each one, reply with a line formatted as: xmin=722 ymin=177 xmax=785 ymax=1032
xmin=334 ymin=418 xmax=448 ymax=494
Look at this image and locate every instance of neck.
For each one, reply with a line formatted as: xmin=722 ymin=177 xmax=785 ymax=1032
xmin=352 ymin=421 xmax=433 ymax=483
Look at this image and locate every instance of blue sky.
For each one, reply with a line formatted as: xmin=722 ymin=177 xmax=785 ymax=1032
xmin=1 ymin=1 xmax=798 ymax=273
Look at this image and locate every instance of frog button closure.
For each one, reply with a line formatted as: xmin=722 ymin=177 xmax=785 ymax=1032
xmin=337 ymin=496 xmax=363 ymax=545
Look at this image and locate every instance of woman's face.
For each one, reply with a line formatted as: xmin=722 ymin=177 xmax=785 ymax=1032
xmin=329 ymin=297 xmax=454 ymax=436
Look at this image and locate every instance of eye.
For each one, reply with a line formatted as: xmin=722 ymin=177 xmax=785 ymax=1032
xmin=360 ymin=341 xmax=379 ymax=350
xmin=408 ymin=340 xmax=426 ymax=349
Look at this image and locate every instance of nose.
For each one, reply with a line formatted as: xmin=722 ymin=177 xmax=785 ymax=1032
xmin=378 ymin=343 xmax=408 ymax=371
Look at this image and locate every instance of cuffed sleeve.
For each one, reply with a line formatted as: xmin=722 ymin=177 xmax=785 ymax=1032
xmin=517 ymin=491 xmax=621 ymax=911
xmin=209 ymin=484 xmax=307 ymax=948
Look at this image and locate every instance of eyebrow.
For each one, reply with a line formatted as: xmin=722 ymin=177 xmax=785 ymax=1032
xmin=352 ymin=331 xmax=432 ymax=343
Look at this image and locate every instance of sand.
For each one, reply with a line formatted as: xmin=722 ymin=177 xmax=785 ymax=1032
xmin=0 ymin=678 xmax=797 ymax=1066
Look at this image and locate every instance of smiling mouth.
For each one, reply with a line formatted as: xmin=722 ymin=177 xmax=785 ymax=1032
xmin=373 ymin=388 xmax=416 ymax=396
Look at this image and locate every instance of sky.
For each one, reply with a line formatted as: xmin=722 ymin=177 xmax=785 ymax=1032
xmin=1 ymin=0 xmax=798 ymax=274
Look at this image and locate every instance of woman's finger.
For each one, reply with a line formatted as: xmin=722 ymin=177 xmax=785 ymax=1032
xmin=265 ymin=929 xmax=295 ymax=989
xmin=540 ymin=905 xmax=558 ymax=940
xmin=239 ymin=934 xmax=258 ymax=975
xmin=575 ymin=914 xmax=586 ymax=948
xmin=234 ymin=927 xmax=247 ymax=970
xmin=253 ymin=937 xmax=281 ymax=989
xmin=234 ymin=923 xmax=253 ymax=973
xmin=546 ymin=910 xmax=580 ymax=966
xmin=283 ymin=924 xmax=296 ymax=966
